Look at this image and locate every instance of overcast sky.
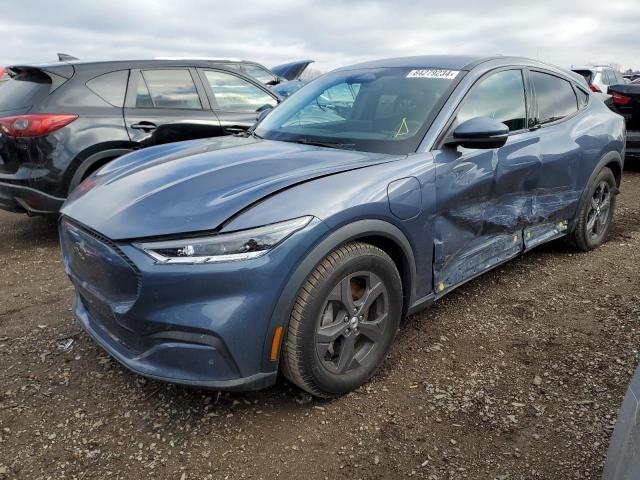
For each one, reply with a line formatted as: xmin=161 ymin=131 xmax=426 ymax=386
xmin=0 ymin=0 xmax=639 ymax=72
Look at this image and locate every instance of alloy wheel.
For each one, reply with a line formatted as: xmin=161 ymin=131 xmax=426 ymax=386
xmin=586 ymin=180 xmax=612 ymax=240
xmin=315 ymin=271 xmax=389 ymax=375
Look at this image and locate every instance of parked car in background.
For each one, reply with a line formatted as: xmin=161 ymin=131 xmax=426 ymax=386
xmin=157 ymin=57 xmax=284 ymax=85
xmin=270 ymin=60 xmax=314 ymax=97
xmin=0 ymin=59 xmax=280 ymax=215
xmin=271 ymin=60 xmax=314 ymax=82
xmin=602 ymin=362 xmax=640 ymax=479
xmin=571 ymin=65 xmax=626 ymax=93
xmin=153 ymin=57 xmax=312 ymax=96
xmin=59 ymin=55 xmax=625 ymax=397
xmin=608 ymin=82 xmax=640 ymax=157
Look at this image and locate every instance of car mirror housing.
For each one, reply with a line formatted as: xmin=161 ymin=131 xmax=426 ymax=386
xmin=446 ymin=116 xmax=509 ymax=149
xmin=256 ymin=106 xmax=274 ymax=123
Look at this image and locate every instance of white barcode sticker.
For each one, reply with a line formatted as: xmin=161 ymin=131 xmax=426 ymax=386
xmin=406 ymin=69 xmax=459 ymax=79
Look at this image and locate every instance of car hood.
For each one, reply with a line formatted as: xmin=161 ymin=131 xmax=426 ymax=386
xmin=62 ymin=136 xmax=398 ymax=240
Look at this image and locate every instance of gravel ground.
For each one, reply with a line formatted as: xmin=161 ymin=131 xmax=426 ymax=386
xmin=1 ymin=166 xmax=639 ymax=480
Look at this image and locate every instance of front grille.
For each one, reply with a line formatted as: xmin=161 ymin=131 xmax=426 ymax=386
xmin=60 ymin=217 xmax=140 ymax=306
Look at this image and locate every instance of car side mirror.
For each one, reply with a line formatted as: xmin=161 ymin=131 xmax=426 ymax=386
xmin=255 ymin=106 xmax=274 ymax=123
xmin=266 ymin=77 xmax=282 ymax=86
xmin=446 ymin=116 xmax=509 ymax=149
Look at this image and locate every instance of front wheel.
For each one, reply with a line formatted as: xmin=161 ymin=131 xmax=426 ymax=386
xmin=281 ymin=242 xmax=403 ymax=398
xmin=567 ymin=166 xmax=617 ymax=251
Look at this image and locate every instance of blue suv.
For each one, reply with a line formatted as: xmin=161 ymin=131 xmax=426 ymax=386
xmin=59 ymin=55 xmax=625 ymax=397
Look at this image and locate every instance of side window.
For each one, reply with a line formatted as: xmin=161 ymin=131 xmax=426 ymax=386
xmin=139 ymin=70 xmax=202 ymax=109
xmin=243 ymin=64 xmax=277 ymax=84
xmin=531 ymin=71 xmax=578 ymax=124
xmin=576 ymin=88 xmax=589 ymax=109
xmin=86 ymin=70 xmax=129 ymax=107
xmin=604 ymin=70 xmax=614 ymax=85
xmin=456 ymin=69 xmax=527 ymax=132
xmin=134 ymin=74 xmax=153 ymax=108
xmin=614 ymin=71 xmax=625 ymax=85
xmin=204 ymin=70 xmax=276 ymax=113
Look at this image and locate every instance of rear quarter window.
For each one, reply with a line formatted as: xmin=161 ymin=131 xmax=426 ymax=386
xmin=86 ymin=70 xmax=129 ymax=107
xmin=531 ymin=71 xmax=578 ymax=124
xmin=0 ymin=70 xmax=51 ymax=110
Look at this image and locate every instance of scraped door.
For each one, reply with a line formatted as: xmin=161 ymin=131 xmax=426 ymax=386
xmin=524 ymin=70 xmax=585 ymax=249
xmin=432 ymin=68 xmax=541 ymax=293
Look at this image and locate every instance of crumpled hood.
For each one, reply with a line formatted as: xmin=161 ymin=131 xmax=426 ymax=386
xmin=62 ymin=136 xmax=397 ymax=240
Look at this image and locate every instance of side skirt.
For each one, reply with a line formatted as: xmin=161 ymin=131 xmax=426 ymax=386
xmin=407 ymin=225 xmax=569 ymax=317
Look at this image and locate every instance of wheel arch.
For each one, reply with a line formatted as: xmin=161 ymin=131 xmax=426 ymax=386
xmin=65 ymin=145 xmax=135 ymax=194
xmin=606 ymin=157 xmax=623 ymax=188
xmin=571 ymin=149 xmax=623 ymax=233
xmin=261 ymin=219 xmax=417 ymax=371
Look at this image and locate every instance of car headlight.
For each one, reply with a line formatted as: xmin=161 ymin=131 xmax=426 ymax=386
xmin=135 ymin=216 xmax=313 ymax=264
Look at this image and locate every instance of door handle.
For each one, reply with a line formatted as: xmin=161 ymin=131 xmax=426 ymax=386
xmin=130 ymin=122 xmax=157 ymax=132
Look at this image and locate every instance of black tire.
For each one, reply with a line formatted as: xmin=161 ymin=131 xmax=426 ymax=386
xmin=567 ymin=166 xmax=617 ymax=251
xmin=281 ymin=242 xmax=403 ymax=398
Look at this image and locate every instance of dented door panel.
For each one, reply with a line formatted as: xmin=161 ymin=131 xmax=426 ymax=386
xmin=433 ymin=133 xmax=541 ymax=292
xmin=523 ymin=120 xmax=584 ymax=248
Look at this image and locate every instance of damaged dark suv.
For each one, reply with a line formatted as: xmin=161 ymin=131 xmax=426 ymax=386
xmin=0 ymin=59 xmax=279 ymax=214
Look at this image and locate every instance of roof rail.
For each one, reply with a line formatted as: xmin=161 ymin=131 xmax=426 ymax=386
xmin=154 ymin=57 xmax=243 ymax=62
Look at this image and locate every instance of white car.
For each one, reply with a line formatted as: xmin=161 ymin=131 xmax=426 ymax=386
xmin=572 ymin=65 xmax=626 ymax=94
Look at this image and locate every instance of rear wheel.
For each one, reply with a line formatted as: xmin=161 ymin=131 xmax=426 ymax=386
xmin=567 ymin=167 xmax=617 ymax=251
xmin=281 ymin=242 xmax=402 ymax=398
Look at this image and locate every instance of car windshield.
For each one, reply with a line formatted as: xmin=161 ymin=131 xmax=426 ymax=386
xmin=255 ymin=67 xmax=460 ymax=154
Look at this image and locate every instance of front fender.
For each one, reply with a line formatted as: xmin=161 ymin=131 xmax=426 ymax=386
xmin=258 ymin=219 xmax=417 ymax=373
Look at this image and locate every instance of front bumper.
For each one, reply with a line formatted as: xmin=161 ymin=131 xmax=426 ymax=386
xmin=73 ymin=292 xmax=277 ymax=390
xmin=60 ymin=216 xmax=328 ymax=390
xmin=0 ymin=181 xmax=64 ymax=214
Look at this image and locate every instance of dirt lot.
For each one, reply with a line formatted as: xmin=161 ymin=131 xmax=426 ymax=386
xmin=1 ymin=167 xmax=639 ymax=480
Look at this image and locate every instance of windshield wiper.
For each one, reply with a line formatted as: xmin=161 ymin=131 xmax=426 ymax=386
xmin=233 ymin=129 xmax=263 ymax=139
xmin=288 ymin=138 xmax=356 ymax=150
